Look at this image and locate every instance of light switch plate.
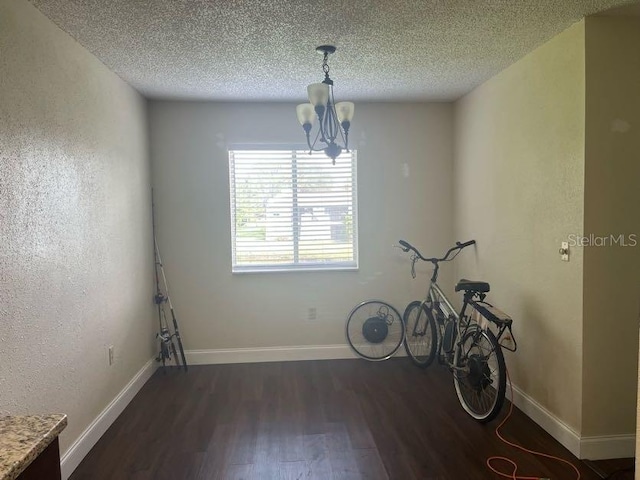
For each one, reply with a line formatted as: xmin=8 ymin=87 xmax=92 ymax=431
xmin=560 ymin=241 xmax=569 ymax=262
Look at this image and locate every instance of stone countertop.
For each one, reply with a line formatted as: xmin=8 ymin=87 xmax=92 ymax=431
xmin=0 ymin=414 xmax=67 ymax=480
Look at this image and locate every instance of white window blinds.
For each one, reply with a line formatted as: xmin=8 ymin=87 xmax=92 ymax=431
xmin=229 ymin=149 xmax=358 ymax=272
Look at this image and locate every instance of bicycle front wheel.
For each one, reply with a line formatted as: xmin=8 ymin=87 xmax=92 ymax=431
xmin=453 ymin=328 xmax=506 ymax=422
xmin=403 ymin=301 xmax=437 ymax=367
xmin=346 ymin=300 xmax=405 ymax=361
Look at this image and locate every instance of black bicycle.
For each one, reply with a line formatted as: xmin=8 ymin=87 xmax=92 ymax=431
xmin=399 ymin=239 xmax=516 ymax=422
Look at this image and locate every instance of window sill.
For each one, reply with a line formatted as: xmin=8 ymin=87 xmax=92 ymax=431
xmin=232 ymin=264 xmax=359 ymax=274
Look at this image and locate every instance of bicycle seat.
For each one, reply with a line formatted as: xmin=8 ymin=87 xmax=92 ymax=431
xmin=455 ymin=279 xmax=490 ymax=293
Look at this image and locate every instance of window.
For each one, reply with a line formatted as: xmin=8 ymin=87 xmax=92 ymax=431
xmin=229 ymin=148 xmax=358 ymax=272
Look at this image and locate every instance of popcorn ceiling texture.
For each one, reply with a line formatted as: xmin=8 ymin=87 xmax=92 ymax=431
xmin=0 ymin=0 xmax=154 ymax=455
xmin=28 ymin=0 xmax=634 ymax=101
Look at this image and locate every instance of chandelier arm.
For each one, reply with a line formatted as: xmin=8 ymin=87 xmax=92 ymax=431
xmin=329 ymin=87 xmax=344 ymax=146
xmin=304 ymin=131 xmax=313 ymax=153
xmin=329 ymin=85 xmax=350 ymax=149
xmin=330 ymin=110 xmax=339 ymax=144
xmin=322 ymin=106 xmax=334 ymax=145
xmin=338 ymin=121 xmax=349 ymax=150
xmin=307 ymin=126 xmax=323 ymax=154
xmin=318 ymin=114 xmax=327 ymax=143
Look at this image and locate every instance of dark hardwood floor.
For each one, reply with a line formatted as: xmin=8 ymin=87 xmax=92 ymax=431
xmin=70 ymin=359 xmax=630 ymax=479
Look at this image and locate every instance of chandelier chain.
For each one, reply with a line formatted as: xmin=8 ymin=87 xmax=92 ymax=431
xmin=322 ymin=52 xmax=330 ymax=76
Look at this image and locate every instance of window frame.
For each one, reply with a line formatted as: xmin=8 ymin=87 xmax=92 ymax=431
xmin=229 ymin=146 xmax=359 ymax=273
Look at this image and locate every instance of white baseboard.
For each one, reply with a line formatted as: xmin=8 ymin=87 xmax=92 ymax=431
xmin=579 ymin=434 xmax=636 ymax=460
xmin=60 ymin=358 xmax=158 ymax=479
xmin=507 ymin=382 xmax=582 ymax=457
xmin=186 ymin=344 xmax=359 ymax=365
xmin=508 ymin=382 xmax=636 ymax=460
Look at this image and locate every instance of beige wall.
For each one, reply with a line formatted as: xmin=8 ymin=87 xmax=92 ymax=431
xmin=637 ymin=328 xmax=640 ymax=475
xmin=0 ymin=0 xmax=154 ymax=454
xmin=582 ymin=16 xmax=640 ymax=437
xmin=453 ymin=22 xmax=586 ymax=431
xmin=149 ymin=102 xmax=454 ymax=350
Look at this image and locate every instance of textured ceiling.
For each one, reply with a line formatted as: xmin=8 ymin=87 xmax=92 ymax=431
xmin=29 ymin=0 xmax=637 ymax=102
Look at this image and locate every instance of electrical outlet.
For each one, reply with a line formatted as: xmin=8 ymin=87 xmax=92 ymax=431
xmin=108 ymin=345 xmax=114 ymax=366
xmin=308 ymin=307 xmax=317 ymax=321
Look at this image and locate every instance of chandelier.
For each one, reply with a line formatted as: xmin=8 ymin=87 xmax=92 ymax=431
xmin=296 ymin=45 xmax=355 ymax=164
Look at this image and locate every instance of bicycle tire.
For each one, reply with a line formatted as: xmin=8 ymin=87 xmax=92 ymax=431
xmin=346 ymin=300 xmax=405 ymax=361
xmin=453 ymin=327 xmax=506 ymax=422
xmin=403 ymin=301 xmax=437 ymax=367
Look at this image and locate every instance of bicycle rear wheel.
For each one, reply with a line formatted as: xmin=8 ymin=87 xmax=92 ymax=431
xmin=403 ymin=301 xmax=437 ymax=367
xmin=453 ymin=328 xmax=506 ymax=422
xmin=346 ymin=300 xmax=405 ymax=361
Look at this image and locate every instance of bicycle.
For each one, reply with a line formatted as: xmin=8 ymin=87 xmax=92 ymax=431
xmin=398 ymin=239 xmax=516 ymax=422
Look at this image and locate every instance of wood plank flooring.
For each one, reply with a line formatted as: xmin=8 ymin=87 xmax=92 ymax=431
xmin=70 ymin=359 xmax=619 ymax=479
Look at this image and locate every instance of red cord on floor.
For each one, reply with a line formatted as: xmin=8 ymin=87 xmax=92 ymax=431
xmin=486 ymin=368 xmax=581 ymax=480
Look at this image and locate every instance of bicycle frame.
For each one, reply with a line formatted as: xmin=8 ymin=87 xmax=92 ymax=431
xmin=425 ymin=281 xmax=457 ymax=322
xmin=417 ymin=280 xmax=480 ymax=367
xmin=420 ymin=281 xmax=518 ymax=367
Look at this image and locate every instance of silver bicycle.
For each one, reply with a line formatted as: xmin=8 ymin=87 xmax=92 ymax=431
xmin=399 ymin=239 xmax=517 ymax=422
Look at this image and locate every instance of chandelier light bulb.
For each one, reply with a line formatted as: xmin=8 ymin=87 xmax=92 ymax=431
xmin=296 ymin=103 xmax=316 ymax=126
xmin=335 ymin=101 xmax=355 ymax=123
xmin=307 ymin=83 xmax=330 ymax=108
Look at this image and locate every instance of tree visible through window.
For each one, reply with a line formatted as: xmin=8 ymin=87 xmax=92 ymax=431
xmin=229 ymin=149 xmax=358 ymax=272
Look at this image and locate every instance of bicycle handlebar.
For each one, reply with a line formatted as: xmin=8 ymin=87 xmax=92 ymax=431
xmin=398 ymin=239 xmax=476 ymax=263
xmin=398 ymin=240 xmax=418 ymax=255
xmin=456 ymin=240 xmax=476 ymax=249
